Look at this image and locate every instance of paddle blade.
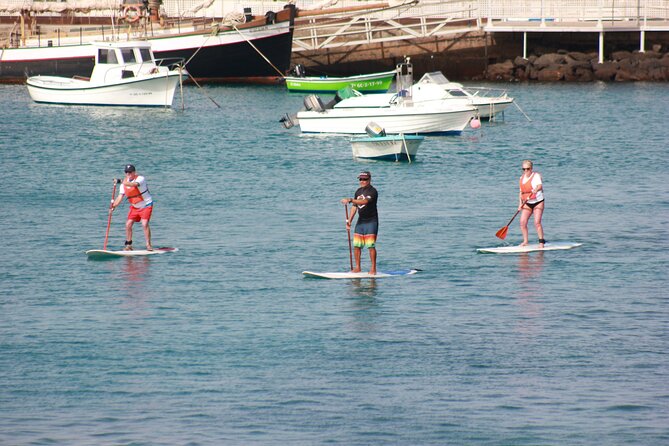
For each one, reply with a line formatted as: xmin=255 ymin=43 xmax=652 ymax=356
xmin=495 ymin=226 xmax=509 ymax=240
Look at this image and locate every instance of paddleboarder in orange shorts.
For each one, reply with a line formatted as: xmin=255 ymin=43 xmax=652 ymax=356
xmin=110 ymin=164 xmax=154 ymax=251
xmin=341 ymin=171 xmax=378 ymax=275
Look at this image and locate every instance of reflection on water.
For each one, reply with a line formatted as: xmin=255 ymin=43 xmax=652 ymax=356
xmin=119 ymin=257 xmax=153 ymax=316
xmin=348 ymin=278 xmax=378 ymax=302
xmin=345 ymin=279 xmax=380 ymax=334
xmin=514 ymin=252 xmax=544 ymax=336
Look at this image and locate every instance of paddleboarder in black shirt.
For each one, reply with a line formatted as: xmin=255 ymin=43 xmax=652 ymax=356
xmin=341 ymin=171 xmax=378 ymax=275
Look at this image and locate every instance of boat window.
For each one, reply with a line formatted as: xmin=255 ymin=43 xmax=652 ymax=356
xmin=121 ymin=48 xmax=137 ymax=64
xmin=447 ymin=89 xmax=468 ymax=97
xmin=139 ymin=48 xmax=152 ymax=62
xmin=98 ymin=49 xmax=118 ymax=64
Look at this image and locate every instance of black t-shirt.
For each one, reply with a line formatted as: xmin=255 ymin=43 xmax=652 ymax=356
xmin=354 ymin=185 xmax=378 ymax=222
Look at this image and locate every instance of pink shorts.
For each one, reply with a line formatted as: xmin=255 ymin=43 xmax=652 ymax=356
xmin=127 ymin=205 xmax=153 ymax=222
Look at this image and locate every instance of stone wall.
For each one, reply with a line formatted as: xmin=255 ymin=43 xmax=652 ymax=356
xmin=484 ymin=48 xmax=669 ymax=82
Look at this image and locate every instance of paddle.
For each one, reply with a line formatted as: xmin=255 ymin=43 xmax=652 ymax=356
xmin=495 ymin=197 xmax=531 ymax=240
xmin=103 ymin=180 xmax=119 ymax=250
xmin=344 ymin=203 xmax=353 ymax=270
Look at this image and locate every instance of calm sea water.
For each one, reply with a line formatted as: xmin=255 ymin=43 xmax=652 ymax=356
xmin=1 ymin=81 xmax=668 ymax=445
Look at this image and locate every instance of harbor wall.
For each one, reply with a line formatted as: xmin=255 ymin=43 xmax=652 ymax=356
xmin=291 ymin=30 xmax=669 ymax=82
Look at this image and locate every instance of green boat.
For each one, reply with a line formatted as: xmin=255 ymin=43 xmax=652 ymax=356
xmin=285 ymin=69 xmax=395 ymax=93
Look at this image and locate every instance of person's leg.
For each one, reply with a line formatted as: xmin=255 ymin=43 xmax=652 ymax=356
xmin=124 ymin=220 xmax=134 ymax=250
xmin=533 ymin=202 xmax=545 ymax=247
xmin=353 ymin=247 xmax=362 ymax=272
xmin=141 ymin=219 xmax=152 ymax=250
xmin=369 ymin=247 xmax=377 ymax=275
xmin=519 ymin=208 xmax=532 ymax=245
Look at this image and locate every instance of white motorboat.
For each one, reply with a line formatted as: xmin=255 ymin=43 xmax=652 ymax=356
xmin=285 ymin=59 xmax=477 ymax=135
xmin=412 ymin=71 xmax=514 ymax=119
xmin=351 ymin=133 xmax=424 ymax=162
xmin=26 ymin=41 xmax=185 ymax=107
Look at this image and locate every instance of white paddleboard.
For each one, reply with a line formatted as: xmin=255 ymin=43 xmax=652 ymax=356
xmin=477 ymin=242 xmax=582 ymax=254
xmin=303 ymin=269 xmax=419 ymax=279
xmin=86 ymin=247 xmax=178 ymax=259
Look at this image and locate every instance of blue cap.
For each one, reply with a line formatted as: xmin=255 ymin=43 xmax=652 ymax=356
xmin=124 ymin=164 xmax=136 ymax=173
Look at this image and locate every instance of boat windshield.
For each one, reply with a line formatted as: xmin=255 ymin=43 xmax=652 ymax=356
xmin=139 ymin=48 xmax=152 ymax=63
xmin=98 ymin=49 xmax=118 ymax=64
xmin=121 ymin=48 xmax=137 ymax=64
xmin=447 ymin=89 xmax=468 ymax=97
xmin=418 ymin=72 xmax=449 ymax=85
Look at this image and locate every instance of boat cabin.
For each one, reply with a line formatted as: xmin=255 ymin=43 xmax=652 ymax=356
xmin=90 ymin=41 xmax=166 ymax=84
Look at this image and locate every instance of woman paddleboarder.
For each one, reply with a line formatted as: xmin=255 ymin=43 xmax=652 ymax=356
xmin=518 ymin=160 xmax=545 ymax=248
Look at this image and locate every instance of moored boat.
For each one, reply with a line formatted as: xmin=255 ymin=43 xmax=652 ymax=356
xmin=0 ymin=2 xmax=296 ymax=84
xmin=285 ymin=66 xmax=395 ymax=93
xmin=283 ymin=58 xmax=478 ymax=135
xmin=26 ymin=40 xmax=184 ymax=107
xmin=351 ymin=125 xmax=424 ymax=162
xmin=412 ymin=71 xmax=514 ymax=119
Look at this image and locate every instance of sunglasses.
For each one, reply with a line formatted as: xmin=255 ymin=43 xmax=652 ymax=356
xmin=522 ymin=167 xmax=532 ymax=171
xmin=358 ymin=178 xmax=369 ymax=181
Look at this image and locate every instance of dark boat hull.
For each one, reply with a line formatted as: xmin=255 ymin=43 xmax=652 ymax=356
xmin=0 ymin=7 xmax=295 ymax=83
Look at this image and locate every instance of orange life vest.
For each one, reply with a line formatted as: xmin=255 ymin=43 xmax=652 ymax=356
xmin=519 ymin=172 xmax=535 ymax=200
xmin=124 ymin=184 xmax=144 ymax=205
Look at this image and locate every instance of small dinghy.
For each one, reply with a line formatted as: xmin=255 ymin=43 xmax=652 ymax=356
xmin=26 ymin=41 xmax=185 ymax=107
xmin=350 ymin=122 xmax=424 ymax=162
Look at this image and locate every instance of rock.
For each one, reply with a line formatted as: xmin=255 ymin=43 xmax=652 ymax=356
xmin=611 ymin=50 xmax=632 ymax=61
xmin=565 ymin=56 xmax=592 ymax=71
xmin=567 ymin=51 xmax=591 ymax=62
xmin=537 ymin=66 xmax=565 ymax=81
xmin=514 ymin=56 xmax=529 ymax=67
xmin=533 ymin=53 xmax=566 ymax=69
xmin=592 ymin=61 xmax=618 ymax=81
xmin=514 ymin=66 xmax=529 ymax=81
xmin=485 ymin=60 xmax=514 ymax=81
xmin=574 ymin=67 xmax=594 ymax=82
xmin=616 ymin=59 xmax=640 ymax=81
xmin=634 ymin=50 xmax=662 ymax=60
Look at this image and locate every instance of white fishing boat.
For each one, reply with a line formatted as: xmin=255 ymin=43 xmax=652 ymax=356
xmin=413 ymin=71 xmax=514 ymax=119
xmin=26 ymin=41 xmax=185 ymax=107
xmin=351 ymin=123 xmax=424 ymax=162
xmin=282 ymin=58 xmax=477 ymax=135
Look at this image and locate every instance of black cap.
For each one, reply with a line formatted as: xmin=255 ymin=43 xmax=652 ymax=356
xmin=357 ymin=171 xmax=371 ymax=180
xmin=124 ymin=164 xmax=136 ymax=173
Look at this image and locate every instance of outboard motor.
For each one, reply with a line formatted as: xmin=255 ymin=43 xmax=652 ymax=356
xmin=365 ymin=122 xmax=386 ymax=138
xmin=292 ymin=64 xmax=306 ymax=77
xmin=303 ymin=94 xmax=324 ymax=112
xmin=280 ymin=113 xmax=295 ymax=129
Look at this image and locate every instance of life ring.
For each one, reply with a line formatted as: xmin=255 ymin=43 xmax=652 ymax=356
xmin=122 ymin=5 xmax=142 ymax=23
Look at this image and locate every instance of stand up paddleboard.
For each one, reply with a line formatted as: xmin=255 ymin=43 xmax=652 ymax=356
xmin=477 ymin=242 xmax=582 ymax=254
xmin=86 ymin=247 xmax=178 ymax=259
xmin=303 ymin=269 xmax=419 ymax=279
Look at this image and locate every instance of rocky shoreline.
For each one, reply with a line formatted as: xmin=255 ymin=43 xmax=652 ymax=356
xmin=483 ymin=46 xmax=669 ymax=82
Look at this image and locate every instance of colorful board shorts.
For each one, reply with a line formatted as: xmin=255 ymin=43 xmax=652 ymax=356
xmin=354 ymin=219 xmax=378 ymax=249
xmin=128 ymin=204 xmax=153 ymax=222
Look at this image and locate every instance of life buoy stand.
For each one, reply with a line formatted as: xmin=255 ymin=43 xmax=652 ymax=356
xmin=122 ymin=5 xmax=142 ymax=23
